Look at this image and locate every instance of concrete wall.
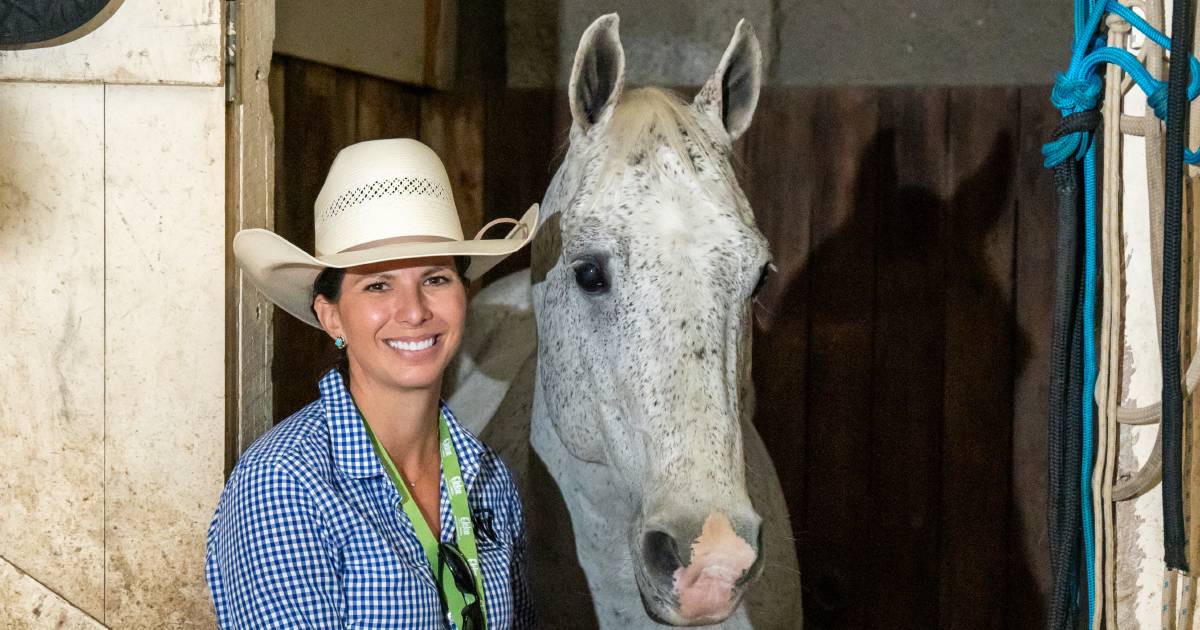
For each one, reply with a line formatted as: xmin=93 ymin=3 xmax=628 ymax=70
xmin=506 ymin=0 xmax=1073 ymax=87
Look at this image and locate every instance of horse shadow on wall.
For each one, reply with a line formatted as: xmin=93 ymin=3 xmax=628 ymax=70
xmin=750 ymin=122 xmax=1041 ymax=629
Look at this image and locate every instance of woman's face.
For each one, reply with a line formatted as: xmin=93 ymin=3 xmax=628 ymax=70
xmin=314 ymin=256 xmax=466 ymax=394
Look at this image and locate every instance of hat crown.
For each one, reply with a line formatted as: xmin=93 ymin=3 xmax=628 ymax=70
xmin=313 ymin=139 xmax=463 ymax=256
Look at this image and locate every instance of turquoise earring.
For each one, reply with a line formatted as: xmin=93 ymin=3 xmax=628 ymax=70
xmin=334 ymin=337 xmax=346 ymax=349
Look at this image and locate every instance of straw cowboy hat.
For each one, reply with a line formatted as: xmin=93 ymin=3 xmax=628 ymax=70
xmin=234 ymin=138 xmax=539 ymax=328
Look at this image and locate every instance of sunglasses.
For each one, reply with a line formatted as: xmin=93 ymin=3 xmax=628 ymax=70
xmin=436 ymin=541 xmax=485 ymax=630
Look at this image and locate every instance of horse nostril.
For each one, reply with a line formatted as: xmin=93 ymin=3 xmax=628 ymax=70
xmin=736 ymin=525 xmax=766 ymax=587
xmin=642 ymin=530 xmax=683 ymax=578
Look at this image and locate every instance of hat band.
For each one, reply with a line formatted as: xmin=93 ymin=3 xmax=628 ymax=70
xmin=340 ymin=234 xmax=455 ymax=253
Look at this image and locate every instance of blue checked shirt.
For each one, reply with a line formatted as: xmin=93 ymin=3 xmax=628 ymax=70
xmin=205 ymin=369 xmax=535 ymax=629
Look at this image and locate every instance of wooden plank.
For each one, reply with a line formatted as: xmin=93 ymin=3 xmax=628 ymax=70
xmin=273 ymin=58 xmax=358 ymax=419
xmin=735 ymin=86 xmax=816 ymax=591
xmin=270 ymin=58 xmax=287 ymax=269
xmin=227 ymin=0 xmax=277 ymax=465
xmin=798 ymin=88 xmax=879 ymax=630
xmin=481 ymin=88 xmax=570 ymax=283
xmin=867 ymin=86 xmax=949 ymax=628
xmin=356 ymin=75 xmax=422 ymax=141
xmin=938 ymin=86 xmax=1020 ymax=630
xmin=1008 ymin=85 xmax=1057 ymax=630
xmin=421 ymin=91 xmax=486 ymax=244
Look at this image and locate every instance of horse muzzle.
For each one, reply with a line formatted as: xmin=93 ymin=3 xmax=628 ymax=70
xmin=635 ymin=511 xmax=765 ymax=625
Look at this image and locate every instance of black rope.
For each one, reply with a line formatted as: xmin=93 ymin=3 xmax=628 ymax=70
xmin=1046 ymin=112 xmax=1095 ymax=630
xmin=1055 ymin=111 xmax=1104 ymax=138
xmin=1162 ymin=0 xmax=1191 ymax=572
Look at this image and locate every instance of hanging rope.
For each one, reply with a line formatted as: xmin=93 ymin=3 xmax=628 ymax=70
xmin=1163 ymin=0 xmax=1193 ymax=574
xmin=1046 ymin=112 xmax=1092 ymax=630
xmin=1045 ymin=0 xmax=1200 ymax=624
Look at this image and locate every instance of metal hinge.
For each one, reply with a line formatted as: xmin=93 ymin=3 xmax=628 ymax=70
xmin=225 ymin=0 xmax=238 ymax=103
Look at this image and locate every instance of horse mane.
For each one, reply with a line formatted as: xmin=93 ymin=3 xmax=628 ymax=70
xmin=599 ymin=87 xmax=726 ymax=182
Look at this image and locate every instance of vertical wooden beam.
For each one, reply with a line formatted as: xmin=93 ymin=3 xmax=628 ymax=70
xmin=226 ymin=0 xmax=277 ymax=468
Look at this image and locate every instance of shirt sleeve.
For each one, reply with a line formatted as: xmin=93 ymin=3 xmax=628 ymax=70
xmin=507 ymin=479 xmax=538 ymax=629
xmin=205 ymin=461 xmax=346 ymax=629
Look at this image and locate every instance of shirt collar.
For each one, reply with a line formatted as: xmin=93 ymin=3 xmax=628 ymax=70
xmin=319 ymin=369 xmax=486 ymax=490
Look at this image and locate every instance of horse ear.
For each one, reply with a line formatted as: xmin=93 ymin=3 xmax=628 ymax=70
xmin=569 ymin=13 xmax=626 ymax=132
xmin=694 ymin=20 xmax=762 ymax=141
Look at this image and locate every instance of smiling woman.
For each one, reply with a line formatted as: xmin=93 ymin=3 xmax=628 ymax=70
xmin=205 ymin=138 xmax=540 ymax=629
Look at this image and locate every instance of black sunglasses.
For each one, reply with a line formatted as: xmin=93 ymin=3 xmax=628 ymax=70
xmin=436 ymin=541 xmax=484 ymax=630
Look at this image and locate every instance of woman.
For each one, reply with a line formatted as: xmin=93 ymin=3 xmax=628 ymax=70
xmin=206 ymin=138 xmax=539 ymax=629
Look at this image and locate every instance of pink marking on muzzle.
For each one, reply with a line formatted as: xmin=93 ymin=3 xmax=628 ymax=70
xmin=671 ymin=512 xmax=757 ymax=622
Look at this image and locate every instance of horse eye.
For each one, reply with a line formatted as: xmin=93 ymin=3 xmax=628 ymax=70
xmin=574 ymin=261 xmax=609 ymax=294
xmin=752 ymin=262 xmax=775 ymax=298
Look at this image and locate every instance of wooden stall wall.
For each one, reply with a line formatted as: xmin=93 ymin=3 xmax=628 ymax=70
xmin=269 ymin=56 xmax=1057 ymax=629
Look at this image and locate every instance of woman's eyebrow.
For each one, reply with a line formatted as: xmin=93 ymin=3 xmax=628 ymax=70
xmin=355 ymin=272 xmax=394 ymax=284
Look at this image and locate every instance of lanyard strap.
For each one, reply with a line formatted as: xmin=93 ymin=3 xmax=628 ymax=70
xmin=362 ymin=410 xmax=488 ymax=629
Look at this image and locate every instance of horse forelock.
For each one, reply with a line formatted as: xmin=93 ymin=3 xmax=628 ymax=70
xmin=600 ymin=87 xmax=728 ymax=181
xmin=543 ymin=87 xmax=756 ymax=245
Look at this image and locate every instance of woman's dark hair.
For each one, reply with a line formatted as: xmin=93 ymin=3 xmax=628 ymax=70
xmin=309 ymin=257 xmax=470 ymax=380
xmin=312 ymin=267 xmax=351 ymax=380
xmin=312 ymin=266 xmax=347 ymax=307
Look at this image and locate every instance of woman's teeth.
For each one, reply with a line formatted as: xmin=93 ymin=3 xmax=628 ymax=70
xmin=387 ymin=336 xmax=436 ymax=351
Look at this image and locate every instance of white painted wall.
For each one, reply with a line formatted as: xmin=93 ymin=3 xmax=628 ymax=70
xmin=0 ymin=1 xmax=227 ymax=626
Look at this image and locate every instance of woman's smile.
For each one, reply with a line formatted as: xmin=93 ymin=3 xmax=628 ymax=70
xmin=384 ymin=334 xmax=440 ymax=354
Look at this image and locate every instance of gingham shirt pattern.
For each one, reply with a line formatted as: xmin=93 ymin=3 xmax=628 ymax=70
xmin=205 ymin=369 xmax=535 ymax=629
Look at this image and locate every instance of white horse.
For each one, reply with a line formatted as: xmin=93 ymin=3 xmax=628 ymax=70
xmin=447 ymin=14 xmax=802 ymax=629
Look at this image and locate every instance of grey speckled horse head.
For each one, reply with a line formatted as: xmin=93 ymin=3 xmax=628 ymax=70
xmin=530 ymin=14 xmax=772 ymax=626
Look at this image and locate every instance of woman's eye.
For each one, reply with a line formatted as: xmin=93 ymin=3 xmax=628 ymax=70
xmin=752 ymin=262 xmax=775 ymax=298
xmin=574 ymin=261 xmax=609 ymax=294
xmin=425 ymin=275 xmax=452 ymax=286
xmin=365 ymin=282 xmax=387 ymax=291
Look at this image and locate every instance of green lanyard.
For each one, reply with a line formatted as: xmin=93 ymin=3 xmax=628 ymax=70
xmin=361 ymin=410 xmax=488 ymax=629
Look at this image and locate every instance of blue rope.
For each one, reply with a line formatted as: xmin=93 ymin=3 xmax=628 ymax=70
xmin=1082 ymin=139 xmax=1098 ymax=630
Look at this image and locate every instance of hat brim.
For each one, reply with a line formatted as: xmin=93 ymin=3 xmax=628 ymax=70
xmin=234 ymin=203 xmax=540 ymax=328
